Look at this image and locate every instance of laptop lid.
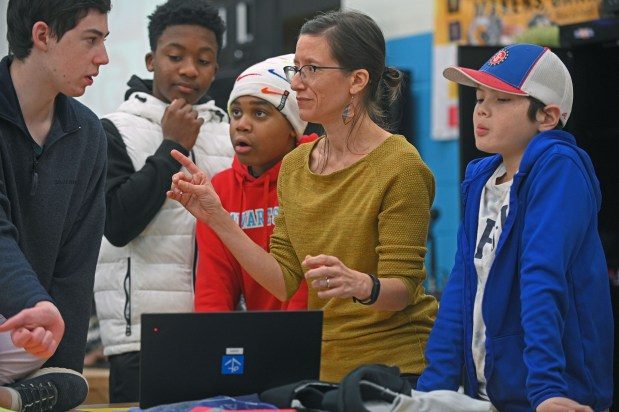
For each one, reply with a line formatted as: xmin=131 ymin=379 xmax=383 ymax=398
xmin=139 ymin=311 xmax=323 ymax=408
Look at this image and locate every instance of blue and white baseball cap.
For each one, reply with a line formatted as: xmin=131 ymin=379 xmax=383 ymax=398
xmin=443 ymin=44 xmax=573 ymax=126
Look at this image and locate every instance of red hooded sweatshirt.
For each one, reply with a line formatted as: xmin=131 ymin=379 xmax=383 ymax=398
xmin=194 ymin=135 xmax=317 ymax=311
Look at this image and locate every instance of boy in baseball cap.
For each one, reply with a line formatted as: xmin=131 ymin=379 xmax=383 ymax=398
xmin=417 ymin=44 xmax=613 ymax=411
xmin=194 ymin=54 xmax=315 ymax=312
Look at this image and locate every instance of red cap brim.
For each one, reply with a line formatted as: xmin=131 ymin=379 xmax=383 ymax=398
xmin=443 ymin=67 xmax=528 ymax=96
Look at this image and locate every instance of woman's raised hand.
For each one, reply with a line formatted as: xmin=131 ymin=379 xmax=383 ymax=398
xmin=167 ymin=149 xmax=223 ymax=223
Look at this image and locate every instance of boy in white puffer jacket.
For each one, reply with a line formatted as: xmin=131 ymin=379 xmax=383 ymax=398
xmin=93 ymin=0 xmax=233 ymax=403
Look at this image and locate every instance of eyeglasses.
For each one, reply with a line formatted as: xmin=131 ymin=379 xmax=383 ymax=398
xmin=283 ymin=64 xmax=350 ymax=82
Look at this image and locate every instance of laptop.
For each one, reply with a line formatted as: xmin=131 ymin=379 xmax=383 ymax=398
xmin=139 ymin=311 xmax=323 ymax=408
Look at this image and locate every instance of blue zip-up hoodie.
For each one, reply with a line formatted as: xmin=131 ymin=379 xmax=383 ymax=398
xmin=417 ymin=130 xmax=613 ymax=411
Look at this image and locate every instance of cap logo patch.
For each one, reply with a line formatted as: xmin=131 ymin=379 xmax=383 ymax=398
xmin=261 ymin=87 xmax=290 ymax=111
xmin=488 ymin=49 xmax=508 ymax=66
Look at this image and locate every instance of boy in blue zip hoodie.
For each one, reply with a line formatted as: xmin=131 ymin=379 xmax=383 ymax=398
xmin=417 ymin=44 xmax=613 ymax=411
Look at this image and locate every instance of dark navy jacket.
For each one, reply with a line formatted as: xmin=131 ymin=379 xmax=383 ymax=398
xmin=0 ymin=55 xmax=106 ymax=372
xmin=417 ymin=130 xmax=613 ymax=411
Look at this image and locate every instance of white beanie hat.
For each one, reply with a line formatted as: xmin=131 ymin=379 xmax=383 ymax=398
xmin=227 ymin=54 xmax=307 ymax=137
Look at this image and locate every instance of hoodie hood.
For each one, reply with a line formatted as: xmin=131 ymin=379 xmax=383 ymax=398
xmin=461 ymin=129 xmax=602 ymax=212
xmin=124 ymin=75 xmax=152 ymax=100
xmin=231 ymin=154 xmax=280 ymax=187
xmin=519 ymin=130 xmax=602 ymax=210
xmin=228 ymin=133 xmax=318 ymax=247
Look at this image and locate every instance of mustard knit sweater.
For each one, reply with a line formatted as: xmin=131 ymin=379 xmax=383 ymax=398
xmin=270 ymin=135 xmax=438 ymax=382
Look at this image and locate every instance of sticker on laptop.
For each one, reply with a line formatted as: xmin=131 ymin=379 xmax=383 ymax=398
xmin=221 ymin=355 xmax=244 ymax=375
xmin=226 ymin=347 xmax=244 ymax=355
xmin=222 ymin=347 xmax=245 ymax=375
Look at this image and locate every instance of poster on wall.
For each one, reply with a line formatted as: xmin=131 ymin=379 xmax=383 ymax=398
xmin=432 ymin=0 xmax=601 ymax=140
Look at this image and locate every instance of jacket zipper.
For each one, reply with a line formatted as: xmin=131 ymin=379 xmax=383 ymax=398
xmin=26 ymin=124 xmax=81 ymax=196
xmin=30 ymin=154 xmax=39 ymax=196
xmin=190 ymin=150 xmax=197 ymax=289
xmin=123 ymin=257 xmax=132 ymax=336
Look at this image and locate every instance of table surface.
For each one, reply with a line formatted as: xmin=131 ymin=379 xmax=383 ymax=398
xmin=75 ymin=402 xmax=136 ymax=411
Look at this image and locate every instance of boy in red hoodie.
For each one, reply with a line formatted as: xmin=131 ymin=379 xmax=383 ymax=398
xmin=195 ymin=55 xmax=313 ymax=311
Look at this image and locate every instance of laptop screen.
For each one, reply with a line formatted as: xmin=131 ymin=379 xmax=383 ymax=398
xmin=140 ymin=311 xmax=323 ymax=408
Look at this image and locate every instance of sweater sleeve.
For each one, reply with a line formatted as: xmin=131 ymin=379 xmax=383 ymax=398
xmin=102 ymin=118 xmax=189 ymax=246
xmin=0 ymin=159 xmax=52 ymax=317
xmin=194 ymin=220 xmax=242 ymax=311
xmin=376 ymin=155 xmax=435 ymax=297
xmin=43 ymin=125 xmax=107 ymax=373
xmin=270 ymin=168 xmax=305 ymax=299
xmin=519 ymin=153 xmax=592 ymax=409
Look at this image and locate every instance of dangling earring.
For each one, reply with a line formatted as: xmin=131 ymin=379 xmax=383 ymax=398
xmin=342 ymin=96 xmax=355 ymax=125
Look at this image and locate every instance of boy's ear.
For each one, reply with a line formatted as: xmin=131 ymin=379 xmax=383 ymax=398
xmin=32 ymin=21 xmax=52 ymax=51
xmin=145 ymin=52 xmax=154 ymax=72
xmin=537 ymin=104 xmax=561 ymax=131
xmin=349 ymin=68 xmax=370 ymax=95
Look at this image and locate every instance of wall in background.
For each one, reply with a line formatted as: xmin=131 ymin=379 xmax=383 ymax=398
xmin=343 ymin=0 xmax=433 ymax=37
xmin=80 ymin=1 xmax=158 ymax=115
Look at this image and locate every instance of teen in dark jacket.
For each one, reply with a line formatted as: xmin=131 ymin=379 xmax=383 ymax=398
xmin=0 ymin=1 xmax=110 ymax=410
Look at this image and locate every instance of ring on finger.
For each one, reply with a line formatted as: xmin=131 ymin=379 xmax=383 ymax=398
xmin=325 ymin=276 xmax=330 ymax=289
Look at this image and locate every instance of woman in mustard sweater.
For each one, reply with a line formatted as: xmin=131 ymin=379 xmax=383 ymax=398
xmin=168 ymin=10 xmax=437 ymax=384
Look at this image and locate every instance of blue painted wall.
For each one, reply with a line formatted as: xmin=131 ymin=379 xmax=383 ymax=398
xmin=386 ymin=33 xmax=459 ymax=293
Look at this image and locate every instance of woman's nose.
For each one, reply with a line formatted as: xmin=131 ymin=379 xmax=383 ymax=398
xmin=290 ymin=73 xmax=304 ymax=91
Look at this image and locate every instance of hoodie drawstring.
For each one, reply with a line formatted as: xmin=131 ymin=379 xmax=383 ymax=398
xmin=263 ymin=173 xmax=271 ymax=249
xmin=238 ymin=176 xmax=245 ymax=228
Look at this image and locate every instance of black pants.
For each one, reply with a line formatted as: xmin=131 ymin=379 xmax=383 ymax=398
xmin=108 ymin=351 xmax=140 ymax=403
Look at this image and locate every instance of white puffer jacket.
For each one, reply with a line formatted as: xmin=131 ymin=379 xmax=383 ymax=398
xmin=94 ymin=91 xmax=232 ymax=356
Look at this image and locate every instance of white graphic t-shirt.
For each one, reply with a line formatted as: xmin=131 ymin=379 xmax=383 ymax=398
xmin=472 ymin=163 xmax=512 ymax=399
